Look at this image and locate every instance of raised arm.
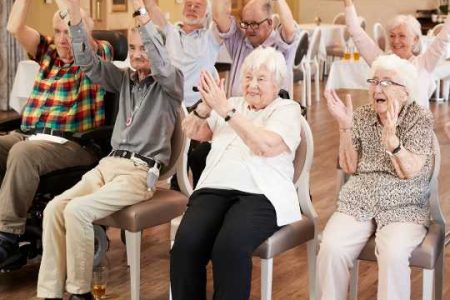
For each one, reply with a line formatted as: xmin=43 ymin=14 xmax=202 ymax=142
xmin=273 ymin=0 xmax=297 ymax=43
xmin=142 ymin=0 xmax=167 ymax=29
xmin=7 ymin=0 xmax=40 ymax=58
xmin=326 ymin=90 xmax=358 ymax=174
xmin=212 ymin=0 xmax=233 ymax=33
xmin=420 ymin=16 xmax=450 ymax=72
xmin=343 ymin=0 xmax=382 ymax=65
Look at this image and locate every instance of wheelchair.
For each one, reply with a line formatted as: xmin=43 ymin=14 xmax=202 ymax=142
xmin=0 ymin=30 xmax=127 ymax=272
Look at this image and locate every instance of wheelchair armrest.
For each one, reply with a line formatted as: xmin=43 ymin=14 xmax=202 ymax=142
xmin=0 ymin=116 xmax=21 ymax=132
xmin=72 ymin=126 xmax=114 ymax=143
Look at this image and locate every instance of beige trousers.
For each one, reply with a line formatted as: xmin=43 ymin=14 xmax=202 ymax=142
xmin=0 ymin=132 xmax=96 ymax=234
xmin=37 ymin=156 xmax=154 ymax=298
xmin=317 ymin=212 xmax=427 ymax=300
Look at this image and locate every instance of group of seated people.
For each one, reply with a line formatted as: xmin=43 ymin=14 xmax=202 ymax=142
xmin=0 ymin=0 xmax=448 ymax=299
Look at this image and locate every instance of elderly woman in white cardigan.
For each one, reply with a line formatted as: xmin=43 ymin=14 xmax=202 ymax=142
xmin=170 ymin=46 xmax=303 ymax=300
xmin=318 ymin=54 xmax=434 ymax=300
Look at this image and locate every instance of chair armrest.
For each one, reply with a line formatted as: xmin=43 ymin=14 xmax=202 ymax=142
xmin=72 ymin=126 xmax=114 ymax=143
xmin=0 ymin=116 xmax=21 ymax=132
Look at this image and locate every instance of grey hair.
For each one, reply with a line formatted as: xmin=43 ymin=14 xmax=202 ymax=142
xmin=386 ymin=15 xmax=422 ymax=55
xmin=240 ymin=46 xmax=287 ymax=89
xmin=243 ymin=0 xmax=273 ymax=17
xmin=183 ymin=0 xmax=211 ymax=17
xmin=370 ymin=54 xmax=418 ymax=102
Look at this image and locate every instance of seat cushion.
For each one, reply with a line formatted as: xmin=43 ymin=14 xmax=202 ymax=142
xmin=95 ymin=188 xmax=188 ymax=232
xmin=358 ymin=223 xmax=444 ymax=269
xmin=253 ymin=216 xmax=315 ymax=259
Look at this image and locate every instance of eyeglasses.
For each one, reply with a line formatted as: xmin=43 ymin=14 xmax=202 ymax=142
xmin=239 ymin=18 xmax=270 ymax=30
xmin=366 ymin=78 xmax=405 ymax=88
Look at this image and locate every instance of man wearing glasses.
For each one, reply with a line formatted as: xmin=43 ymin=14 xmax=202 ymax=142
xmin=212 ymin=0 xmax=300 ymax=97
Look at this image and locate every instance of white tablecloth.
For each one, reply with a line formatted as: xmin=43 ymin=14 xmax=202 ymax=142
xmin=9 ymin=60 xmax=40 ymax=113
xmin=326 ymin=59 xmax=370 ymax=90
xmin=299 ymin=23 xmax=347 ymax=61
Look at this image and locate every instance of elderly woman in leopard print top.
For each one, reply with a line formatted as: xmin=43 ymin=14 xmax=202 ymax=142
xmin=317 ymin=54 xmax=434 ymax=300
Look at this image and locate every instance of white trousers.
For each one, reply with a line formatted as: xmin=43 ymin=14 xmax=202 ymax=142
xmin=37 ymin=157 xmax=154 ymax=298
xmin=317 ymin=212 xmax=427 ymax=300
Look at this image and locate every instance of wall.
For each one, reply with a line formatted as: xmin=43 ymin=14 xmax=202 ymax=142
xmin=298 ymin=0 xmax=436 ymax=36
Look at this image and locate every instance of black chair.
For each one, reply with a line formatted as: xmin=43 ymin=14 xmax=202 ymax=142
xmin=0 ymin=30 xmax=128 ymax=272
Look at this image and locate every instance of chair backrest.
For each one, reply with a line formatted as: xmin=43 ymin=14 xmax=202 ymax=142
xmin=427 ymin=23 xmax=444 ymax=36
xmin=159 ymin=107 xmax=188 ymax=181
xmin=92 ymin=30 xmax=128 ymax=61
xmin=332 ymin=13 xmax=345 ymax=25
xmin=294 ymin=31 xmax=309 ymax=67
xmin=305 ymin=27 xmax=322 ymax=61
xmin=373 ymin=22 xmax=387 ymax=52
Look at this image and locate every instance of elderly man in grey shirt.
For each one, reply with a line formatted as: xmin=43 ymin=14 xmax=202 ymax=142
xmin=36 ymin=0 xmax=183 ymax=299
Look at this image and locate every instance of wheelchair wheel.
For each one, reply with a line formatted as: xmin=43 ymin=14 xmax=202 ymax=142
xmin=93 ymin=225 xmax=108 ymax=268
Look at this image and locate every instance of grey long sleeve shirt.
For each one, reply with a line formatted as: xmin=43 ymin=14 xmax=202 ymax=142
xmin=70 ymin=21 xmax=183 ymax=166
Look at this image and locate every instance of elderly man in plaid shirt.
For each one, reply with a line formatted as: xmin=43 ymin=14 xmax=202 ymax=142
xmin=0 ymin=0 xmax=112 ymax=268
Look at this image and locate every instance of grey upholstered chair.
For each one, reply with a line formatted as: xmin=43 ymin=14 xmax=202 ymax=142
xmin=95 ymin=108 xmax=190 ymax=300
xmin=345 ymin=134 xmax=446 ymax=300
xmin=170 ymin=114 xmax=318 ymax=300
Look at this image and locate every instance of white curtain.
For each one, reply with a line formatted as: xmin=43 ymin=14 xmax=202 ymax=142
xmin=0 ymin=0 xmax=26 ymax=111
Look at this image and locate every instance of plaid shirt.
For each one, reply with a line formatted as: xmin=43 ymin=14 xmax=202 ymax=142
xmin=21 ymin=35 xmax=113 ymax=132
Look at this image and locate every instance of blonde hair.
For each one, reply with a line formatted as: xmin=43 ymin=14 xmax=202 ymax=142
xmin=240 ymin=46 xmax=287 ymax=89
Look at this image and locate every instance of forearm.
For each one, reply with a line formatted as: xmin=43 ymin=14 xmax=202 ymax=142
xmin=390 ymin=149 xmax=426 ymax=179
xmin=182 ymin=115 xmax=213 ymax=142
xmin=7 ymin=0 xmax=39 ymax=57
xmin=212 ymin=0 xmax=232 ymax=33
xmin=338 ymin=130 xmax=358 ymax=173
xmin=273 ymin=0 xmax=296 ymax=42
xmin=227 ymin=113 xmax=289 ymax=157
xmin=144 ymin=0 xmax=167 ymax=28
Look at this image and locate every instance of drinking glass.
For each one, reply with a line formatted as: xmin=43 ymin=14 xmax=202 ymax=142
xmin=92 ymin=265 xmax=108 ymax=300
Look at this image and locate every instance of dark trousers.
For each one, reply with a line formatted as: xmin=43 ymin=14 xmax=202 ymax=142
xmin=170 ymin=188 xmax=280 ymax=300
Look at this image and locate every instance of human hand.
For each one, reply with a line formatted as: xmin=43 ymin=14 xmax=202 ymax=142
xmin=445 ymin=121 xmax=450 ymax=139
xmin=343 ymin=0 xmax=353 ymax=7
xmin=132 ymin=0 xmax=146 ymax=11
xmin=325 ymin=90 xmax=353 ymax=129
xmin=198 ymin=70 xmax=229 ymax=117
xmin=381 ymin=94 xmax=400 ymax=152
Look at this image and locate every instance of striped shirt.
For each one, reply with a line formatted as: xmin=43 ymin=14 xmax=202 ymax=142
xmin=21 ymin=35 xmax=113 ymax=132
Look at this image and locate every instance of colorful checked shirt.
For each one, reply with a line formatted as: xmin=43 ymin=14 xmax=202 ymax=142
xmin=20 ymin=35 xmax=113 ymax=132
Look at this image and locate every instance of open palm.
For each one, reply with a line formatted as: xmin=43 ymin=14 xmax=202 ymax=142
xmin=325 ymin=90 xmax=353 ymax=129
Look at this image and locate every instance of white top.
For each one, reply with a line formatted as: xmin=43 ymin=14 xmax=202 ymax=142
xmin=196 ymin=97 xmax=303 ymax=226
xmin=164 ymin=23 xmax=222 ymax=107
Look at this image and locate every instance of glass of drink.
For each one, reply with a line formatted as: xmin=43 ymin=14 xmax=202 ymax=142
xmin=343 ymin=45 xmax=351 ymax=61
xmin=353 ymin=49 xmax=360 ymax=61
xmin=92 ymin=265 xmax=108 ymax=300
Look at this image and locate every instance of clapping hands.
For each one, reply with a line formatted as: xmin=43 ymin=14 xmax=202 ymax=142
xmin=325 ymin=90 xmax=353 ymax=129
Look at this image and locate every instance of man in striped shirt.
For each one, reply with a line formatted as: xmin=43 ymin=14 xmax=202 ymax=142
xmin=0 ymin=0 xmax=112 ymax=268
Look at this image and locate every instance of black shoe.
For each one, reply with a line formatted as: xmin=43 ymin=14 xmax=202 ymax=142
xmin=0 ymin=237 xmax=20 ymax=268
xmin=69 ymin=293 xmax=93 ymax=300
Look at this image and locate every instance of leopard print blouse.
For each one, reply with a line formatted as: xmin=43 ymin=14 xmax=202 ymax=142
xmin=337 ymin=102 xmax=434 ymax=229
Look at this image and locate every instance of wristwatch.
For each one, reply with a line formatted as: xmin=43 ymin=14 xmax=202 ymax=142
xmin=386 ymin=141 xmax=402 ymax=156
xmin=132 ymin=7 xmax=148 ymax=18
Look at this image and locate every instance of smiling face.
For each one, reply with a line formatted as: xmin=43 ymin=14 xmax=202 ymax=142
xmin=241 ymin=2 xmax=273 ymax=47
xmin=182 ymin=0 xmax=208 ymax=27
xmin=128 ymin=30 xmax=151 ymax=73
xmin=52 ymin=15 xmax=73 ymax=63
xmin=388 ymin=23 xmax=418 ymax=59
xmin=242 ymin=66 xmax=279 ymax=110
xmin=369 ymin=68 xmax=409 ymax=115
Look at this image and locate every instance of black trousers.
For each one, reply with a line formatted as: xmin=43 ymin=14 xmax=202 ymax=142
xmin=170 ymin=188 xmax=280 ymax=300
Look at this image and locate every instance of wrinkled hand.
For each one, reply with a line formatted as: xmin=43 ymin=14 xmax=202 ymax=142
xmin=343 ymin=0 xmax=353 ymax=7
xmin=132 ymin=0 xmax=146 ymax=11
xmin=381 ymin=92 xmax=400 ymax=151
xmin=325 ymin=90 xmax=353 ymax=129
xmin=445 ymin=121 xmax=450 ymax=139
xmin=198 ymin=70 xmax=229 ymax=117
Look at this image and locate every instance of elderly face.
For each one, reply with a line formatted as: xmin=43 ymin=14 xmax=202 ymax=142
xmin=53 ymin=15 xmax=73 ymax=63
xmin=241 ymin=2 xmax=273 ymax=47
xmin=389 ymin=23 xmax=418 ymax=59
xmin=128 ymin=30 xmax=151 ymax=73
xmin=183 ymin=0 xmax=207 ymax=26
xmin=369 ymin=68 xmax=409 ymax=115
xmin=242 ymin=66 xmax=279 ymax=110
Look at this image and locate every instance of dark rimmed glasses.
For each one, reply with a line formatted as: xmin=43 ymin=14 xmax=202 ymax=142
xmin=366 ymin=78 xmax=405 ymax=88
xmin=239 ymin=18 xmax=270 ymax=30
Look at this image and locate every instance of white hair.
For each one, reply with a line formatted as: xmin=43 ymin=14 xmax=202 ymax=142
xmin=370 ymin=54 xmax=418 ymax=101
xmin=240 ymin=46 xmax=287 ymax=89
xmin=387 ymin=15 xmax=422 ymax=55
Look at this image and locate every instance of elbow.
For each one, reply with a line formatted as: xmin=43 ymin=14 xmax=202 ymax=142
xmin=7 ymin=23 xmax=19 ymax=36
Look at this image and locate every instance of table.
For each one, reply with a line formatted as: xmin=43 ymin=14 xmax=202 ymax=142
xmin=299 ymin=23 xmax=347 ymax=61
xmin=325 ymin=59 xmax=370 ymax=90
xmin=9 ymin=60 xmax=40 ymax=113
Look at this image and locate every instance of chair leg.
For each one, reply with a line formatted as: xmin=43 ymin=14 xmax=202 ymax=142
xmin=261 ymin=258 xmax=273 ymax=300
xmin=314 ymin=62 xmax=320 ymax=102
xmin=169 ymin=240 xmax=175 ymax=300
xmin=125 ymin=230 xmax=141 ymax=300
xmin=349 ymin=260 xmax=360 ymax=300
xmin=434 ymin=250 xmax=444 ymax=300
xmin=423 ymin=269 xmax=434 ymax=300
xmin=306 ymin=240 xmax=317 ymax=300
xmin=442 ymin=79 xmax=450 ymax=101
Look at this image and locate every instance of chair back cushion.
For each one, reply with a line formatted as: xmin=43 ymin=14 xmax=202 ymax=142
xmin=294 ymin=32 xmax=309 ymax=66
